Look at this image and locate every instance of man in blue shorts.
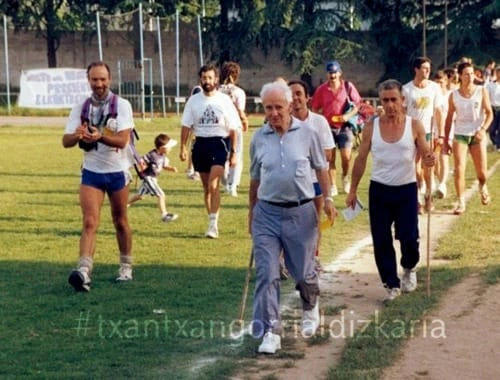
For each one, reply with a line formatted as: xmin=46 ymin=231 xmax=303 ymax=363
xmin=180 ymin=64 xmax=241 ymax=238
xmin=62 ymin=61 xmax=135 ymax=291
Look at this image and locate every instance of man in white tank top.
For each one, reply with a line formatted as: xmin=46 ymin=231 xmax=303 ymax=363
xmin=346 ymin=79 xmax=435 ymax=303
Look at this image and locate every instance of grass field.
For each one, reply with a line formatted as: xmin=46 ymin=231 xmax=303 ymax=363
xmin=0 ymin=116 xmax=498 ymax=379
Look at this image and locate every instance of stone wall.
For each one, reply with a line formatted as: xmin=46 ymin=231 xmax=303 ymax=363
xmin=1 ymin=24 xmax=386 ymax=98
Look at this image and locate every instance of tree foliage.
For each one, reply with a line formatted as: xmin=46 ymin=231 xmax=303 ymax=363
xmin=1 ymin=0 xmax=498 ymax=78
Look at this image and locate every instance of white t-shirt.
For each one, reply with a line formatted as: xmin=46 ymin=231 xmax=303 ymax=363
xmin=300 ymin=111 xmax=335 ymax=182
xmin=181 ymin=91 xmax=242 ymax=137
xmin=403 ymin=80 xmax=443 ymax=134
xmin=65 ymin=96 xmax=134 ymax=173
xmin=219 ymin=84 xmax=246 ymax=112
xmin=486 ymin=81 xmax=500 ymax=107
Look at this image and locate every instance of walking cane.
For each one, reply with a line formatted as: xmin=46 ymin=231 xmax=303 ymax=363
xmin=425 ymin=136 xmax=438 ymax=298
xmin=238 ymin=248 xmax=254 ymax=324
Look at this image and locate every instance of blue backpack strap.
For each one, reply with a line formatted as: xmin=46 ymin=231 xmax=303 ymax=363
xmin=80 ymin=97 xmax=92 ymax=124
xmin=109 ymin=94 xmax=118 ymax=118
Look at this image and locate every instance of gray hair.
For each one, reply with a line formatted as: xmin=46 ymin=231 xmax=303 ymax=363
xmin=260 ymin=81 xmax=293 ymax=103
xmin=377 ymin=79 xmax=403 ymax=94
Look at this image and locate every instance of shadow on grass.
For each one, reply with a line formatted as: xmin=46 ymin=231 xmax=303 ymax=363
xmin=0 ymin=261 xmax=257 ymax=379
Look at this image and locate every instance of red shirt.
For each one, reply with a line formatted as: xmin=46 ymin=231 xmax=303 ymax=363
xmin=311 ymin=80 xmax=361 ymax=128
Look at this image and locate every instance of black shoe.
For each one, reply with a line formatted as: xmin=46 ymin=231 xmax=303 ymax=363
xmin=68 ymin=269 xmax=91 ymax=292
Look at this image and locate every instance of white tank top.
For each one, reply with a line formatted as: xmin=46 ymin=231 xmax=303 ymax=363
xmin=371 ymin=116 xmax=416 ymax=186
xmin=452 ymin=87 xmax=484 ymax=136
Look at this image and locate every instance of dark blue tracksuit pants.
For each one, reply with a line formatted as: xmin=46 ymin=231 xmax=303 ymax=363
xmin=369 ymin=180 xmax=420 ymax=289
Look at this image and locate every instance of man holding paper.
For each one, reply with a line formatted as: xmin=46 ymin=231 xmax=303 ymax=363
xmin=345 ymin=79 xmax=435 ymax=303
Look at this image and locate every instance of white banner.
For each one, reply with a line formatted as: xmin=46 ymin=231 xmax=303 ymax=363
xmin=18 ymin=68 xmax=91 ymax=109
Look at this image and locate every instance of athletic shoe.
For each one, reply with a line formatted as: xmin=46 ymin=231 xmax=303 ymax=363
xmin=401 ymin=268 xmax=417 ymax=293
xmin=434 ymin=182 xmax=447 ymax=199
xmin=453 ymin=199 xmax=466 ymax=215
xmin=479 ymin=185 xmax=490 ymax=205
xmin=383 ymin=288 xmax=401 ymax=304
xmin=342 ymin=175 xmax=351 ymax=194
xmin=330 ymin=185 xmax=338 ymax=197
xmin=205 ymin=221 xmax=219 ymax=239
xmin=419 ymin=182 xmax=427 ymax=196
xmin=116 ymin=263 xmax=133 ymax=281
xmin=162 ymin=213 xmax=179 ymax=223
xmin=302 ymin=297 xmax=320 ymax=337
xmin=187 ymin=171 xmax=200 ymax=180
xmin=257 ymin=331 xmax=281 ymax=354
xmin=68 ymin=268 xmax=91 ymax=292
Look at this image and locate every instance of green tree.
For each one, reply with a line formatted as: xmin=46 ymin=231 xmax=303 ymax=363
xmin=0 ymin=0 xmax=125 ymax=67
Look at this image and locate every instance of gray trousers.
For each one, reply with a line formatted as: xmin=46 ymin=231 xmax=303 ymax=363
xmin=251 ymin=200 xmax=319 ymax=337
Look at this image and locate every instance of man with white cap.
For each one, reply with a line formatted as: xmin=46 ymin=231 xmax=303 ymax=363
xmin=311 ymin=60 xmax=362 ymax=197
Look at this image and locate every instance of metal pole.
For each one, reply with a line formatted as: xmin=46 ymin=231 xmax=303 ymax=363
xmin=149 ymin=58 xmax=153 ymax=118
xmin=156 ymin=16 xmax=166 ymax=118
xmin=3 ymin=15 xmax=11 ymax=115
xmin=139 ymin=3 xmax=146 ymax=119
xmin=117 ymin=61 xmax=122 ymax=97
xmin=176 ymin=9 xmax=180 ymax=116
xmin=96 ymin=11 xmax=103 ymax=60
xmin=444 ymin=0 xmax=448 ymax=67
xmin=197 ymin=15 xmax=204 ymax=67
xmin=422 ymin=0 xmax=427 ymax=57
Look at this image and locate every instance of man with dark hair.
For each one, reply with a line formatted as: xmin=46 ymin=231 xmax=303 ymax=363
xmin=402 ymin=57 xmax=445 ymax=214
xmin=63 ymin=61 xmax=135 ymax=291
xmin=179 ymin=64 xmax=241 ymax=238
xmin=289 ymin=79 xmax=334 ymax=270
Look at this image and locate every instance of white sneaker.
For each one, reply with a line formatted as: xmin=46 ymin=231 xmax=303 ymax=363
xmin=257 ymin=331 xmax=281 ymax=354
xmin=342 ymin=175 xmax=351 ymax=194
xmin=383 ymin=288 xmax=401 ymax=304
xmin=330 ymin=185 xmax=338 ymax=197
xmin=401 ymin=269 xmax=417 ymax=293
xmin=162 ymin=213 xmax=179 ymax=223
xmin=302 ymin=297 xmax=320 ymax=337
xmin=420 ymin=182 xmax=427 ymax=196
xmin=116 ymin=263 xmax=133 ymax=281
xmin=434 ymin=182 xmax=447 ymax=199
xmin=68 ymin=268 xmax=91 ymax=292
xmin=205 ymin=220 xmax=219 ymax=239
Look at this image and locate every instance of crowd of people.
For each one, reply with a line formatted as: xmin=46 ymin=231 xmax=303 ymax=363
xmin=62 ymin=56 xmax=497 ymax=354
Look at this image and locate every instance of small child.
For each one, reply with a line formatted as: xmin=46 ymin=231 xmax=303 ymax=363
xmin=128 ymin=133 xmax=179 ymax=222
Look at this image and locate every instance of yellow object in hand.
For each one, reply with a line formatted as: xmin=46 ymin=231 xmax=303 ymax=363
xmin=320 ymin=219 xmax=333 ymax=231
xmin=331 ymin=115 xmax=342 ymax=123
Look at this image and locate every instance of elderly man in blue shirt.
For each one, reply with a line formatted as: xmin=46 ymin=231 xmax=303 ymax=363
xmin=249 ymin=81 xmax=337 ymax=354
